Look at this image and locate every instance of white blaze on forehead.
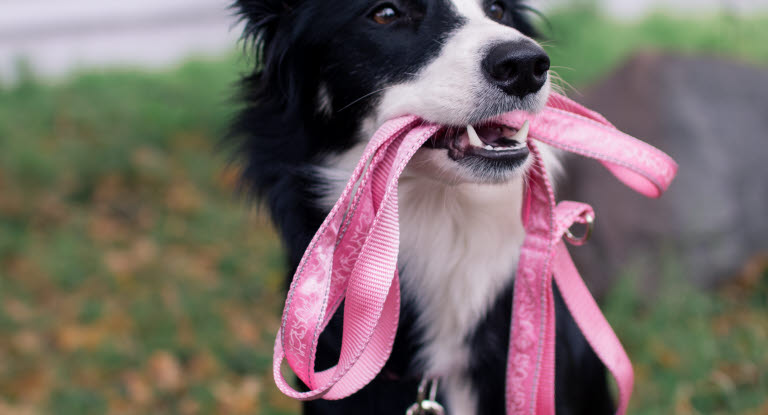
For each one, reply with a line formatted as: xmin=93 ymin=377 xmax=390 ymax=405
xmin=449 ymin=0 xmax=486 ymax=19
xmin=369 ymin=0 xmax=551 ymax=126
xmin=374 ymin=17 xmax=535 ymax=125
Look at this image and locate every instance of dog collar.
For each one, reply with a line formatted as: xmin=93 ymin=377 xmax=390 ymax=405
xmin=270 ymin=92 xmax=678 ymax=415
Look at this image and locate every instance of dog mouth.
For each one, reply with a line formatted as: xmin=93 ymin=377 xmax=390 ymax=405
xmin=423 ymin=121 xmax=530 ymax=163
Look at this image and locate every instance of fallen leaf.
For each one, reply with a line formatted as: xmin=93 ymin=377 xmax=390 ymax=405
xmin=122 ymin=371 xmax=153 ymax=406
xmin=649 ymin=338 xmax=682 ymax=369
xmin=3 ymin=300 xmax=35 ymax=323
xmin=265 ymin=381 xmax=300 ymax=414
xmin=165 ymin=182 xmax=202 ymax=214
xmin=11 ymin=330 xmax=43 ymax=355
xmin=673 ymin=384 xmax=696 ymax=415
xmin=0 ymin=400 xmax=38 ymax=415
xmin=147 ymin=351 xmax=183 ymax=392
xmin=55 ymin=324 xmax=108 ymax=351
xmin=225 ymin=312 xmax=261 ymax=346
xmin=216 ymin=166 xmax=241 ymax=192
xmin=179 ymin=397 xmax=201 ymax=415
xmin=187 ymin=352 xmax=221 ymax=381
xmin=214 ymin=377 xmax=261 ymax=415
xmin=5 ymin=368 xmax=51 ymax=404
xmin=104 ymin=239 xmax=157 ymax=276
xmin=746 ymin=399 xmax=768 ymax=415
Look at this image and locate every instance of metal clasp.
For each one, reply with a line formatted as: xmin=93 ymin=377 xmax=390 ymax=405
xmin=406 ymin=378 xmax=445 ymax=415
xmin=564 ymin=213 xmax=594 ymax=246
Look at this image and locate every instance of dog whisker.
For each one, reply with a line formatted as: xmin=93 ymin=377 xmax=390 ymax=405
xmin=337 ymin=86 xmax=396 ymax=113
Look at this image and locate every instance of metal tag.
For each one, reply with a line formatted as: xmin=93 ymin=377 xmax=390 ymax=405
xmin=406 ymin=378 xmax=444 ymax=415
xmin=406 ymin=400 xmax=446 ymax=415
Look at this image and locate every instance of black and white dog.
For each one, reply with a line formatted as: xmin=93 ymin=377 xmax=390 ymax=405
xmin=231 ymin=1 xmax=613 ymax=413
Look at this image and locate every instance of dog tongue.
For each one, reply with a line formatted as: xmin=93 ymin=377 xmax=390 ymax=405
xmin=465 ymin=123 xmax=529 ymax=148
xmin=475 ymin=125 xmax=507 ymax=143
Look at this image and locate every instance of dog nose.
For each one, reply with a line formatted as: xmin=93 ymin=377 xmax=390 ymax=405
xmin=482 ymin=41 xmax=550 ymax=98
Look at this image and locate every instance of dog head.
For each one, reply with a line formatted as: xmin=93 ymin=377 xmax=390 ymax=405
xmin=234 ymin=0 xmax=550 ymax=189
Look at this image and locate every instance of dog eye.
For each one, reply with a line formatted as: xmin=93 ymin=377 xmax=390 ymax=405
xmin=486 ymin=2 xmax=506 ymax=21
xmin=370 ymin=3 xmax=400 ymax=25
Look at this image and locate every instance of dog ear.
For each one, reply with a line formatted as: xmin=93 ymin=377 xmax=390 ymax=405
xmin=234 ymin=0 xmax=310 ymax=107
xmin=234 ymin=0 xmax=291 ymax=58
xmin=229 ymin=0 xmax=316 ymax=196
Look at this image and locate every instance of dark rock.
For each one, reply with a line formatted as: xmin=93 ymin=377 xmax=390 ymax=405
xmin=560 ymin=52 xmax=768 ymax=295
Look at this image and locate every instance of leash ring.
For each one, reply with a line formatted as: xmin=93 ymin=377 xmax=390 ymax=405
xmin=564 ymin=214 xmax=594 ymax=246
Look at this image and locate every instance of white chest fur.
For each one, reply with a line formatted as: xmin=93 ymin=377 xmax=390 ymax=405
xmin=397 ymin=173 xmax=526 ymax=413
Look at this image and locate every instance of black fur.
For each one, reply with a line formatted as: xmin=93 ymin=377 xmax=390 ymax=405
xmin=229 ymin=1 xmax=613 ymax=413
xmin=230 ymin=0 xmax=465 ymax=267
xmin=468 ymin=284 xmax=614 ymax=415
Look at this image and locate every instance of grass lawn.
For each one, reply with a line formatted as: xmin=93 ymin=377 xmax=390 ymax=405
xmin=0 ymin=8 xmax=766 ymax=415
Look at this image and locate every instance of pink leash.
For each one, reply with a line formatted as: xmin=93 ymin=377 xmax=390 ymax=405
xmin=271 ymin=92 xmax=678 ymax=414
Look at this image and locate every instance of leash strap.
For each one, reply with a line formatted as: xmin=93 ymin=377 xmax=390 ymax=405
xmin=271 ymin=92 xmax=678 ymax=413
xmin=502 ymin=94 xmax=675 ymax=414
xmin=273 ymin=117 xmax=438 ymax=399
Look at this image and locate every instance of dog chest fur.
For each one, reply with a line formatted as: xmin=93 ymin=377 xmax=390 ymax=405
xmin=398 ymin=174 xmax=526 ymax=413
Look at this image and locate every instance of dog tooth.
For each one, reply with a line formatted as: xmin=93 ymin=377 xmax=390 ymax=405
xmin=467 ymin=125 xmax=484 ymax=147
xmin=485 ymin=145 xmax=494 ymax=150
xmin=510 ymin=120 xmax=530 ymax=143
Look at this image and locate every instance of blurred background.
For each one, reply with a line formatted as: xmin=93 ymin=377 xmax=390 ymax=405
xmin=0 ymin=0 xmax=766 ymax=414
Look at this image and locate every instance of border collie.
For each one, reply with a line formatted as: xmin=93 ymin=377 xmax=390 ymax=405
xmin=230 ymin=1 xmax=613 ymax=413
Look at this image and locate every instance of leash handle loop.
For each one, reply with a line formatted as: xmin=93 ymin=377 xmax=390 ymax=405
xmin=274 ymin=117 xmax=440 ymax=400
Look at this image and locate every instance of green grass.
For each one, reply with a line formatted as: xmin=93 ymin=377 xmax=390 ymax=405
xmin=604 ymin=259 xmax=768 ymax=414
xmin=540 ymin=7 xmax=768 ymax=88
xmin=0 ymin=60 xmax=296 ymax=414
xmin=0 ymin=9 xmax=767 ymax=415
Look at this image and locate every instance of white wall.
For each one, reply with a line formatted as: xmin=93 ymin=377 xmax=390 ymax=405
xmin=1 ymin=0 xmax=766 ymax=83
xmin=0 ymin=0 xmax=242 ymax=83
